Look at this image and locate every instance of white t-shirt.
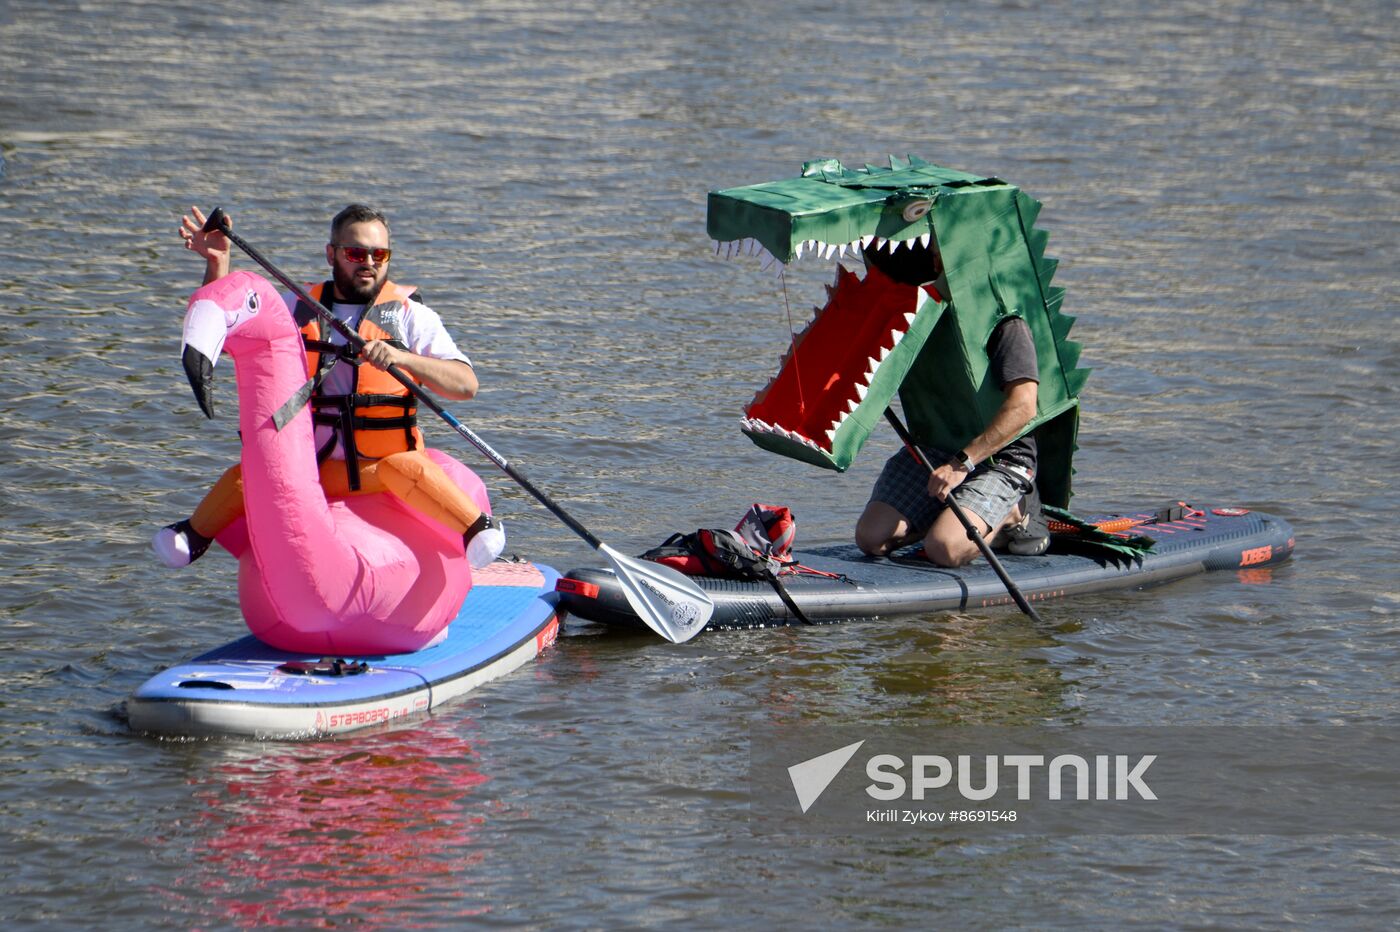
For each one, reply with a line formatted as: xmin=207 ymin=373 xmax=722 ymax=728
xmin=283 ymin=290 xmax=472 ymax=458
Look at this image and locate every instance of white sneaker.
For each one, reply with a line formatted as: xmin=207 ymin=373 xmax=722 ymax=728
xmin=465 ymin=515 xmax=506 ymax=569
xmin=151 ymin=520 xmax=211 ymax=568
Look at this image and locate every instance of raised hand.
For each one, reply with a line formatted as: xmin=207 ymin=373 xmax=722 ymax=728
xmin=179 ymin=205 xmax=231 ymax=284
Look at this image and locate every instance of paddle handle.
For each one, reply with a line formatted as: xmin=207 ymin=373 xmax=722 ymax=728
xmin=882 ymin=408 xmax=1046 ymax=624
xmin=201 ymin=207 xmax=604 ymax=550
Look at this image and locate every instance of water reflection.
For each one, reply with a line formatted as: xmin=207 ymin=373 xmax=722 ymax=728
xmin=167 ymin=722 xmax=492 ymax=929
xmin=737 ymin=610 xmax=1080 ymax=727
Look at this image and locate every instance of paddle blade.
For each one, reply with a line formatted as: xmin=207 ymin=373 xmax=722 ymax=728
xmin=598 ymin=543 xmax=714 ymax=643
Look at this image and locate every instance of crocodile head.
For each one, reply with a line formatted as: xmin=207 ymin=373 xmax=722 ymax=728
xmin=708 ymin=156 xmax=1087 ymax=508
xmin=708 ymin=155 xmax=998 ymax=267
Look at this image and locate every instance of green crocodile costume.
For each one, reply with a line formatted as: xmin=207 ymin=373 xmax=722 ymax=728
xmin=708 ymin=156 xmax=1089 ymax=510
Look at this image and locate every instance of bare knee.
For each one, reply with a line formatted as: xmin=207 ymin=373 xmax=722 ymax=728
xmin=923 ymin=536 xmax=972 ymax=567
xmin=923 ymin=523 xmax=981 ymax=567
xmin=856 ymin=526 xmax=895 ymax=557
xmin=855 ymin=514 xmax=895 ymax=556
xmin=855 ymin=502 xmax=909 ymax=557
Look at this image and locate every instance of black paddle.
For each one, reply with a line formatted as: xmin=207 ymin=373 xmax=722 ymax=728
xmin=199 ymin=207 xmax=714 ymax=643
xmin=882 ymin=408 xmax=1047 ymax=625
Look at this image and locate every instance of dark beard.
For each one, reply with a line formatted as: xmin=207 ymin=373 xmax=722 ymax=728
xmin=331 ymin=263 xmax=387 ymax=304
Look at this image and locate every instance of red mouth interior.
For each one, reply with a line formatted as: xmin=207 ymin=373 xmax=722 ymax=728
xmin=744 ymin=263 xmax=928 ymax=450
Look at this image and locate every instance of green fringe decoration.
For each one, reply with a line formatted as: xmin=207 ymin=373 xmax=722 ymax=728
xmin=1043 ymin=505 xmax=1156 ymax=566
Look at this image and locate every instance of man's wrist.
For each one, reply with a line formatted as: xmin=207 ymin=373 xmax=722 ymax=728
xmin=202 ymin=255 xmax=230 ymax=285
xmin=954 ymin=449 xmax=976 ymax=473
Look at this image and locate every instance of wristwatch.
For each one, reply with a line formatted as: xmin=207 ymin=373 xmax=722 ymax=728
xmin=954 ymin=450 xmax=976 ymax=473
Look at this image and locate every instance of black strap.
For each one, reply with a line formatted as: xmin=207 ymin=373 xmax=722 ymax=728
xmin=273 ymin=374 xmax=322 ymax=431
xmin=349 ymin=392 xmax=416 ymax=411
xmin=310 ymin=395 xmax=362 ymax=489
xmin=760 ymin=568 xmax=814 ymax=625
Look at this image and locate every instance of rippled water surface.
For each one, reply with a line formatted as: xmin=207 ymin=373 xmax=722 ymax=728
xmin=2 ymin=0 xmax=1398 ymax=927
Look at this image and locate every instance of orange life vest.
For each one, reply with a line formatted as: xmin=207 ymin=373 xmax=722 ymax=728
xmin=293 ymin=281 xmax=426 ymax=482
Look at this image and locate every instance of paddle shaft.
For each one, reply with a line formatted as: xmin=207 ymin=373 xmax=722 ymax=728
xmin=882 ymin=408 xmax=1046 ymax=624
xmin=202 ymin=208 xmax=604 ymax=549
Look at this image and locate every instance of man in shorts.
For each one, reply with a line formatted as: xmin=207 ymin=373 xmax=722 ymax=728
xmin=854 ymin=242 xmax=1049 ymax=567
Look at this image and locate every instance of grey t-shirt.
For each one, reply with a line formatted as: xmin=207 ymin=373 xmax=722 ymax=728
xmin=987 ymin=317 xmax=1038 ymax=472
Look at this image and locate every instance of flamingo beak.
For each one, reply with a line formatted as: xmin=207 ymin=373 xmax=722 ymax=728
xmin=181 ymin=297 xmax=229 ymax=419
xmin=182 ymin=344 xmax=216 ymax=419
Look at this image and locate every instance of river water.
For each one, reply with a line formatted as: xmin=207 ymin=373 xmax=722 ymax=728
xmin=1 ymin=0 xmax=1397 ymax=927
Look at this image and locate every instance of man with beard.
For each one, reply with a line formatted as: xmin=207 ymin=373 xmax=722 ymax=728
xmin=152 ymin=204 xmax=504 ymax=569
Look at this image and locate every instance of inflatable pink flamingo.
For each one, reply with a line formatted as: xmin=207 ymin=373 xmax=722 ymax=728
xmin=179 ymin=270 xmax=489 ymax=654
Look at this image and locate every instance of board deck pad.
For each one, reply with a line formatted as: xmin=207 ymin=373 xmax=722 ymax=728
xmin=127 ymin=561 xmax=560 ymax=739
xmin=558 ymin=505 xmax=1294 ymax=631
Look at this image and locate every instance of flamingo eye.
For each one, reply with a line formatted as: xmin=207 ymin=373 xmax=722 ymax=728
xmin=246 ymin=290 xmax=260 ymax=313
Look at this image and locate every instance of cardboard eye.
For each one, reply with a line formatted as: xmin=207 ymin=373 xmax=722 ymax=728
xmin=901 ymin=199 xmax=932 ymax=223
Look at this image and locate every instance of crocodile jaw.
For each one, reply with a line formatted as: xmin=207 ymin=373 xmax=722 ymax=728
xmin=713 ymin=231 xmax=938 ymax=276
xmin=737 ymin=262 xmax=944 ymax=472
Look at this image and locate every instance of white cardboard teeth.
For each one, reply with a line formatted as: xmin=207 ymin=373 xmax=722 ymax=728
xmin=741 ymin=417 xmax=821 ymax=451
xmin=712 ymin=229 xmax=942 ymax=273
xmin=722 ymin=230 xmax=935 ymax=456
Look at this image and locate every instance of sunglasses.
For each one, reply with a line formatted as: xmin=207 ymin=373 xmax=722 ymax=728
xmin=334 ymin=244 xmax=392 ymax=264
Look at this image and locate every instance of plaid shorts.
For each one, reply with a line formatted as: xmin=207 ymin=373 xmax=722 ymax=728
xmin=869 ymin=447 xmax=1032 ymax=536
